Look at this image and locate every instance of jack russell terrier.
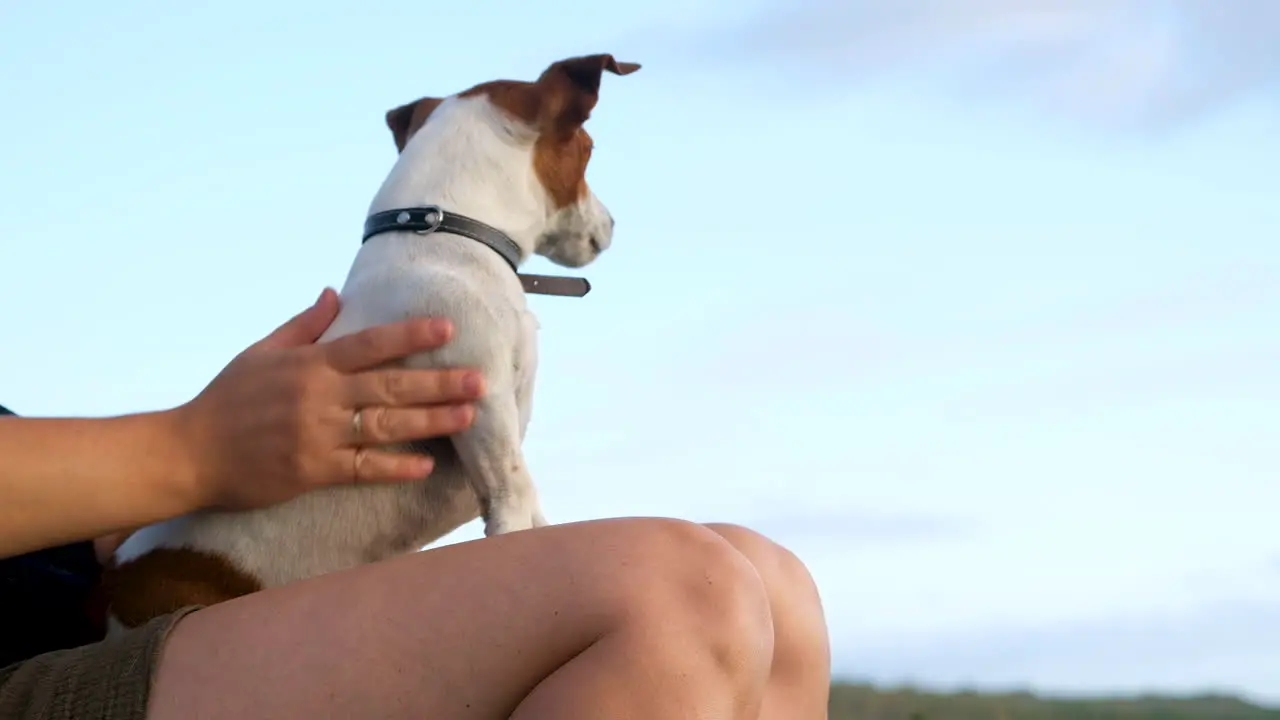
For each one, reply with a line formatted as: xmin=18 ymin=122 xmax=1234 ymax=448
xmin=104 ymin=53 xmax=640 ymax=633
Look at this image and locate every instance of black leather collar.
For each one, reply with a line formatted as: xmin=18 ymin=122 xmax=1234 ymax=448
xmin=362 ymin=206 xmax=590 ymax=297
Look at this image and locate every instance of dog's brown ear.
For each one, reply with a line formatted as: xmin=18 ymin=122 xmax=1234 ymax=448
xmin=535 ymin=54 xmax=640 ymax=138
xmin=385 ymin=96 xmax=445 ymax=153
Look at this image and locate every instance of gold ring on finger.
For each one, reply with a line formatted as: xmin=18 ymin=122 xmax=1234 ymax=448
xmin=351 ymin=408 xmax=365 ymax=445
xmin=352 ymin=446 xmax=367 ymax=483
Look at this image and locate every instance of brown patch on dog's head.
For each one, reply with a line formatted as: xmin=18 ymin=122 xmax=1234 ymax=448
xmin=386 ymin=54 xmax=640 ymax=208
xmin=103 ymin=548 xmax=263 ymax=628
xmin=475 ymin=54 xmax=639 ymax=209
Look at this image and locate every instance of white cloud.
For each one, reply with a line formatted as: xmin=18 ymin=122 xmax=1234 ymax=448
xmin=682 ymin=0 xmax=1280 ymax=130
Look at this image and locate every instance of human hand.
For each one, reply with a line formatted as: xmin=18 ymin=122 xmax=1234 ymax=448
xmin=167 ymin=288 xmax=484 ymax=512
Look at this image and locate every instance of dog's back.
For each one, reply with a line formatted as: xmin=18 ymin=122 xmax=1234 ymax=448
xmin=109 ymin=211 xmax=532 ymax=628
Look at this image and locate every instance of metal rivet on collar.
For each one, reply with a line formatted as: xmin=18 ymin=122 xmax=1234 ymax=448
xmin=423 ymin=210 xmax=439 ymax=224
xmin=396 ymin=211 xmax=410 ymax=224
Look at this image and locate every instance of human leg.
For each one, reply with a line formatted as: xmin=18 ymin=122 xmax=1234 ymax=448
xmin=147 ymin=518 xmax=774 ymax=720
xmin=705 ymin=524 xmax=832 ymax=720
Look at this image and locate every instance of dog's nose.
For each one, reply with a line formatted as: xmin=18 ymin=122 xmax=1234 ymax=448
xmin=589 ymin=236 xmax=602 ymax=253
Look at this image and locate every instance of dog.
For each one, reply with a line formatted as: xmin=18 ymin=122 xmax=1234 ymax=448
xmin=105 ymin=53 xmax=640 ymax=633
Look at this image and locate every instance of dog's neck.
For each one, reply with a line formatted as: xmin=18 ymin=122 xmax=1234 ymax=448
xmin=366 ymin=95 xmax=546 ymax=263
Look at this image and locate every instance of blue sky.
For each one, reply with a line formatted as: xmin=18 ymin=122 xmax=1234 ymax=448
xmin=2 ymin=0 xmax=1278 ymax=703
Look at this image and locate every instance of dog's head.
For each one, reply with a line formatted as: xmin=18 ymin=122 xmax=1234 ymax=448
xmin=384 ymin=54 xmax=639 ymax=269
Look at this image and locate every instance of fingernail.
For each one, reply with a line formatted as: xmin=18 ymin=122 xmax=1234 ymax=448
xmin=429 ymin=318 xmax=453 ymax=340
xmin=453 ymin=404 xmax=475 ymax=425
xmin=412 ymin=318 xmax=450 ymax=344
xmin=413 ymin=456 xmax=435 ymax=475
xmin=313 ymin=288 xmax=339 ymax=311
xmin=462 ymin=372 xmax=484 ymax=395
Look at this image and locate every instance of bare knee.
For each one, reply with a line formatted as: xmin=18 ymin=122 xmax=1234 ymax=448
xmin=617 ymin=519 xmax=776 ymax=686
xmin=704 ymin=524 xmax=823 ymax=601
xmin=703 ymin=523 xmax=831 ymax=675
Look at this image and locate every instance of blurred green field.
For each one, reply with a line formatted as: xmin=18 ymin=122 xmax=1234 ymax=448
xmin=828 ymin=682 xmax=1280 ymax=719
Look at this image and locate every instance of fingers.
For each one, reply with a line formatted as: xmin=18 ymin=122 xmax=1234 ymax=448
xmin=335 ymin=447 xmax=436 ymax=485
xmin=349 ymin=405 xmax=476 ymax=446
xmin=323 ymin=317 xmax=455 ymax=374
xmin=346 ymin=368 xmax=485 ymax=409
xmin=251 ymin=289 xmax=342 ymax=352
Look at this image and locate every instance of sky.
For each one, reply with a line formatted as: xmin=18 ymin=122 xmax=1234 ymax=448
xmin=2 ymin=0 xmax=1279 ymax=703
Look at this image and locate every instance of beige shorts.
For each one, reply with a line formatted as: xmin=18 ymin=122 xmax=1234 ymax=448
xmin=0 ymin=607 xmax=199 ymax=720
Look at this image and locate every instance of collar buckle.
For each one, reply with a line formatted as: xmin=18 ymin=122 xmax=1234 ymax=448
xmin=392 ymin=206 xmax=444 ymax=235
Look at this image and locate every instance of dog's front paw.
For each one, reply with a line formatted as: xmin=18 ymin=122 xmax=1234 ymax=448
xmin=484 ymin=502 xmax=546 ymax=536
xmin=484 ymin=510 xmax=532 ymax=537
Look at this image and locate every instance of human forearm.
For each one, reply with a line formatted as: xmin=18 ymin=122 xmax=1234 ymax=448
xmin=0 ymin=295 xmax=480 ymax=560
xmin=0 ymin=410 xmax=199 ymax=559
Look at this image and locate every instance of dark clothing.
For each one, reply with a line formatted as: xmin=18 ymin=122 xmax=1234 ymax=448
xmin=0 ymin=541 xmax=107 ymax=669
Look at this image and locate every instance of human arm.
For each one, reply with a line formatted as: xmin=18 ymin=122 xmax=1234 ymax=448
xmin=0 ymin=288 xmax=486 ymax=559
xmin=0 ymin=410 xmax=197 ymax=559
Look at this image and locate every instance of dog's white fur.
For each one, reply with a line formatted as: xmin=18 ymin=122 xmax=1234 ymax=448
xmin=113 ymin=56 xmax=633 ymax=610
